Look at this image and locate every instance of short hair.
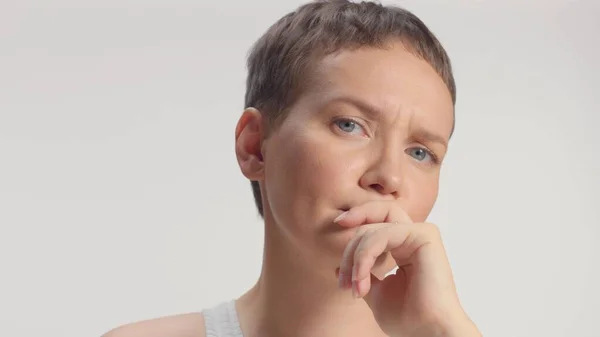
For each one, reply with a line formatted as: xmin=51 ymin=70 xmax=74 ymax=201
xmin=244 ymin=0 xmax=456 ymax=217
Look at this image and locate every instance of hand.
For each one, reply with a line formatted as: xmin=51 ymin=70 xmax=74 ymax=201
xmin=336 ymin=201 xmax=481 ymax=337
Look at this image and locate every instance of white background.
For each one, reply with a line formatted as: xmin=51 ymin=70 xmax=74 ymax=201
xmin=1 ymin=0 xmax=598 ymax=336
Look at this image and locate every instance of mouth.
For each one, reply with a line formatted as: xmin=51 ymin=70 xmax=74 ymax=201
xmin=333 ymin=207 xmax=351 ymax=224
xmin=339 ymin=203 xmax=354 ymax=212
xmin=336 ymin=207 xmax=351 ymax=220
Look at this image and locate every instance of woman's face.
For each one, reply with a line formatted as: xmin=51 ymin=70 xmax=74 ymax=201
xmin=241 ymin=42 xmax=454 ymax=273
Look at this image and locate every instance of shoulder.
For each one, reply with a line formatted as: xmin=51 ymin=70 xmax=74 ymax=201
xmin=102 ymin=312 xmax=206 ymax=337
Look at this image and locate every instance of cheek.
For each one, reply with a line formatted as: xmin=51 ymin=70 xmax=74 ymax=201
xmin=264 ymin=131 xmax=348 ymax=221
xmin=405 ymin=173 xmax=440 ymax=222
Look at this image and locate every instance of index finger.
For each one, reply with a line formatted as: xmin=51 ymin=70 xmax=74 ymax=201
xmin=334 ymin=200 xmax=413 ymax=227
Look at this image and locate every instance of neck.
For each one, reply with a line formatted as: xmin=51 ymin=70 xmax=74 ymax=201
xmin=236 ymin=215 xmax=387 ymax=337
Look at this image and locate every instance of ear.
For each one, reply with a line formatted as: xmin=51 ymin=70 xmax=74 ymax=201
xmin=235 ymin=107 xmax=266 ymax=181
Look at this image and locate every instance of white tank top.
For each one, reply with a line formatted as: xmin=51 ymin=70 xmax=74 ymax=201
xmin=203 ymin=300 xmax=244 ymax=337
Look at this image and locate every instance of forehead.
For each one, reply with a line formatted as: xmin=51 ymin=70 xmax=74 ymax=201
xmin=300 ymin=42 xmax=454 ymax=137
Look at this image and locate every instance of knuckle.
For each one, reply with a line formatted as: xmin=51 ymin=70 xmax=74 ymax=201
xmin=354 ymin=233 xmax=382 ymax=260
xmin=423 ymin=222 xmax=441 ymax=237
xmin=364 ymin=227 xmax=379 ymax=237
xmin=354 ymin=243 xmax=373 ymax=262
xmin=355 ymin=226 xmax=370 ymax=237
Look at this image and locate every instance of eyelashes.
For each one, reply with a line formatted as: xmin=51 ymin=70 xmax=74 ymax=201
xmin=406 ymin=147 xmax=439 ymax=165
xmin=332 ymin=117 xmax=367 ymax=136
xmin=331 ymin=116 xmax=441 ymax=165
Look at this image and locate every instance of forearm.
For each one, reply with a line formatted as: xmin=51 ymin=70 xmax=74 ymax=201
xmin=439 ymin=317 xmax=481 ymax=337
xmin=392 ymin=313 xmax=481 ymax=337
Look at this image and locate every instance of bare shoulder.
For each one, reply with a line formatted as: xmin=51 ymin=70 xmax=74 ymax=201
xmin=102 ymin=312 xmax=206 ymax=337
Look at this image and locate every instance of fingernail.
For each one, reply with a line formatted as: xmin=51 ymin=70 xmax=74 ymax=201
xmin=334 ymin=211 xmax=348 ymax=223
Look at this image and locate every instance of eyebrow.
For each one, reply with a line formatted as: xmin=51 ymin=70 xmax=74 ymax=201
xmin=327 ymin=95 xmax=449 ymax=149
xmin=412 ymin=128 xmax=448 ymax=149
xmin=328 ymin=95 xmax=385 ymax=120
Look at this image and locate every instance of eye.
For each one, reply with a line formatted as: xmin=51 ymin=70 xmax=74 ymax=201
xmin=333 ymin=118 xmax=365 ymax=136
xmin=407 ymin=147 xmax=438 ymax=164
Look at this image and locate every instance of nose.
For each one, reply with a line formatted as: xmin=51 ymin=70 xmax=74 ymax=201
xmin=359 ymin=148 xmax=403 ymax=198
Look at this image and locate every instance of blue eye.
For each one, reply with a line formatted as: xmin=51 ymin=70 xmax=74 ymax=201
xmin=334 ymin=118 xmax=364 ymax=135
xmin=407 ymin=147 xmax=436 ymax=163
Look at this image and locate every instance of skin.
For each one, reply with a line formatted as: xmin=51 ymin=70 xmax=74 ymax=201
xmin=103 ymin=41 xmax=481 ymax=337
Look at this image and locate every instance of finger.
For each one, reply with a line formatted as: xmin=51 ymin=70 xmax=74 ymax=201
xmin=356 ymin=272 xmax=383 ymax=302
xmin=338 ymin=225 xmax=380 ymax=290
xmin=352 ymin=226 xmax=396 ymax=297
xmin=334 ymin=200 xmax=413 ymax=228
xmin=352 ymin=223 xmax=439 ymax=296
xmin=339 ymin=232 xmax=363 ymax=289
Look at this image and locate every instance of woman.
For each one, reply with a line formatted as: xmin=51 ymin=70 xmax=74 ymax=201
xmin=104 ymin=1 xmax=481 ymax=336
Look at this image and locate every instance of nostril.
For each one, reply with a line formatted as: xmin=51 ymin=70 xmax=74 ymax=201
xmin=370 ymin=184 xmax=399 ymax=199
xmin=370 ymin=184 xmax=384 ymax=193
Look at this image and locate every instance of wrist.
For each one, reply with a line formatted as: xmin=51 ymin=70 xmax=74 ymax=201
xmin=403 ymin=310 xmax=481 ymax=337
xmin=438 ymin=313 xmax=481 ymax=337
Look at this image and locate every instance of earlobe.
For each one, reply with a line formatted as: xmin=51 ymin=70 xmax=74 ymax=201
xmin=235 ymin=107 xmax=266 ymax=181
